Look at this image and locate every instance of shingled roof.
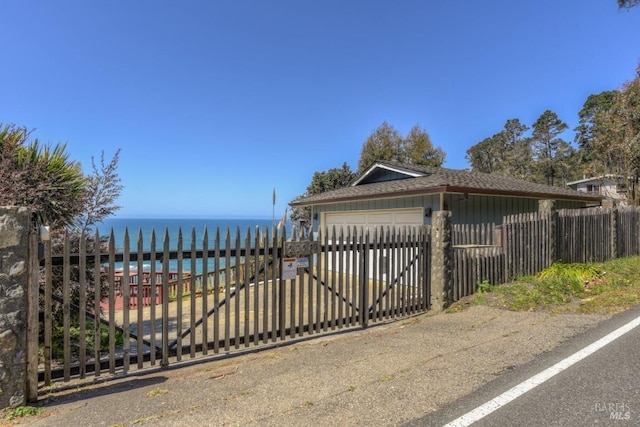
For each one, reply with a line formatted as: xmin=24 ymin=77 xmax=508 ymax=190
xmin=290 ymin=161 xmax=602 ymax=207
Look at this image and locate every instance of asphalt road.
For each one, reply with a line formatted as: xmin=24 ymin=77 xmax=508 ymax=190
xmin=21 ymin=305 xmax=611 ymax=427
xmin=408 ymin=305 xmax=640 ymax=426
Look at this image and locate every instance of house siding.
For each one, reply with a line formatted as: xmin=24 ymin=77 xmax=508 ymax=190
xmin=443 ymin=194 xmax=539 ymax=224
xmin=310 ymin=193 xmax=592 ymax=231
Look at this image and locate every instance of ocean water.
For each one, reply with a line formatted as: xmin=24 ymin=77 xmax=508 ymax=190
xmin=97 ymin=218 xmax=285 ymax=251
xmin=95 ymin=217 xmax=287 ymax=273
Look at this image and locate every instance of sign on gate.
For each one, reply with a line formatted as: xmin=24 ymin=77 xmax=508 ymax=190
xmin=282 ymin=257 xmax=297 ymax=279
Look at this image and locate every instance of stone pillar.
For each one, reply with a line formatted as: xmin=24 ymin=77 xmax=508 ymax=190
xmin=430 ymin=211 xmax=453 ymax=312
xmin=0 ymin=207 xmax=30 ymax=408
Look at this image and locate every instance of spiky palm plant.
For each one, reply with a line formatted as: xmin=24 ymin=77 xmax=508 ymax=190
xmin=0 ymin=123 xmax=86 ymax=228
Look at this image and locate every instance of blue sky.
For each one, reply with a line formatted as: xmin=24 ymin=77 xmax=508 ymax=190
xmin=1 ymin=1 xmax=639 ymax=219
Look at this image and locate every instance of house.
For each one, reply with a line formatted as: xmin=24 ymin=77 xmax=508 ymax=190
xmin=566 ymin=175 xmax=628 ymax=205
xmin=289 ymin=161 xmax=603 ymax=233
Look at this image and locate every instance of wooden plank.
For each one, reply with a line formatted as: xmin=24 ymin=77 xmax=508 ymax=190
xmin=244 ymin=229 xmax=252 ymax=345
xmin=149 ymin=231 xmax=157 ymax=365
xmin=92 ymin=231 xmax=101 ymax=378
xmin=176 ymin=228 xmax=184 ymax=361
xmin=122 ymin=229 xmax=131 ymax=374
xmin=63 ymin=232 xmax=71 ymax=381
xmin=254 ymin=227 xmax=261 ymax=345
xmin=298 ymin=237 xmax=305 ymax=337
xmin=271 ymin=227 xmax=278 ymax=342
xmin=78 ymin=233 xmax=87 ymax=378
xmin=278 ymin=227 xmax=286 ymax=341
xmin=261 ymin=228 xmax=269 ymax=344
xmin=136 ymin=230 xmax=144 ymax=368
xmin=335 ymin=227 xmax=342 ymax=328
xmin=108 ymin=230 xmax=116 ymax=374
xmin=382 ymin=227 xmax=390 ymax=318
xmin=316 ymin=229 xmax=324 ymax=332
xmin=161 ymin=229 xmax=170 ymax=367
xmin=361 ymin=230 xmax=370 ymax=326
xmin=225 ymin=229 xmax=232 ymax=349
xmin=190 ymin=228 xmax=198 ymax=357
xmin=343 ymin=227 xmax=351 ymax=325
xmin=214 ymin=228 xmax=221 ymax=351
xmin=371 ymin=228 xmax=379 ymax=322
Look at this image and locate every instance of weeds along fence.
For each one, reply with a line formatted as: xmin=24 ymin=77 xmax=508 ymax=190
xmin=38 ymin=224 xmax=431 ymax=385
xmin=453 ymin=205 xmax=640 ymax=299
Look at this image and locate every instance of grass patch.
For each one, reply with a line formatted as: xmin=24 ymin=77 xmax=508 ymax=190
xmin=448 ymin=256 xmax=640 ymax=314
xmin=147 ymin=387 xmax=168 ymax=397
xmin=4 ymin=405 xmax=44 ymax=421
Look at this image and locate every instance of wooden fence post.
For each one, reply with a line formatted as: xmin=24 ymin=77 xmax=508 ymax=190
xmin=611 ymin=205 xmax=618 ymax=259
xmin=430 ymin=211 xmax=452 ymax=312
xmin=539 ymin=200 xmax=557 ymax=265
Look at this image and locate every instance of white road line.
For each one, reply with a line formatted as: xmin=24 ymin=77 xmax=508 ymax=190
xmin=444 ymin=314 xmax=640 ymax=427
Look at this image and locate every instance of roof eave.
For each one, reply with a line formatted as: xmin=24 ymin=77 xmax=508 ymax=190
xmin=289 ymin=185 xmax=602 ymax=207
xmin=443 ymin=186 xmax=603 ymax=203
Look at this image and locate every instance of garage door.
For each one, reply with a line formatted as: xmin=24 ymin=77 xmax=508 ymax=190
xmin=324 ymin=208 xmax=424 ymax=232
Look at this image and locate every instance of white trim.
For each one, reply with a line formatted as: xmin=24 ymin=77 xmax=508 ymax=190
xmin=351 ymin=163 xmax=425 ymax=186
xmin=566 ymin=174 xmax=624 ymax=186
xmin=444 ymin=314 xmax=640 ymax=427
xmin=322 ymin=207 xmax=424 ymax=231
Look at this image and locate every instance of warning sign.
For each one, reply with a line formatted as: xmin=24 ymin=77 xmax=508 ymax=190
xmin=282 ymin=257 xmax=297 ymax=280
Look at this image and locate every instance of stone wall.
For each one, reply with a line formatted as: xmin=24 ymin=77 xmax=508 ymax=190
xmin=0 ymin=207 xmax=30 ymax=408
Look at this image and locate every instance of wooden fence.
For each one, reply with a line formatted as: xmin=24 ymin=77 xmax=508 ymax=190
xmin=556 ymin=207 xmax=613 ymax=263
xmin=452 ymin=246 xmax=505 ymax=300
xmin=503 ymin=212 xmax=553 ymax=279
xmin=451 ymin=205 xmax=640 ymax=300
xmin=38 ymin=225 xmax=430 ymax=385
xmin=34 ymin=205 xmax=640 ymax=388
xmin=452 ymin=223 xmax=497 ymax=246
xmin=617 ymin=207 xmax=640 ymax=257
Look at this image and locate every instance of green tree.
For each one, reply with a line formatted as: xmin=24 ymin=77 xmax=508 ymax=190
xmin=466 ymin=118 xmax=532 ymax=179
xmin=530 ymin=110 xmax=574 ymax=186
xmin=502 ymin=119 xmax=534 ymax=180
xmin=618 ymin=0 xmax=640 ymax=8
xmin=357 ymin=122 xmax=445 ymax=172
xmin=466 ymin=135 xmax=503 ymax=174
xmin=357 ymin=122 xmax=402 ymax=172
xmin=400 ymin=125 xmax=445 ymax=167
xmin=581 ymin=67 xmax=640 ymax=203
xmin=575 ymin=91 xmax=618 ymax=165
xmin=290 ymin=162 xmax=356 ymax=231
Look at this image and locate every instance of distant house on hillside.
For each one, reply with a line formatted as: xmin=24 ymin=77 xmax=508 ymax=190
xmin=290 ymin=161 xmax=602 ymax=233
xmin=566 ymin=175 xmax=628 ymax=205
